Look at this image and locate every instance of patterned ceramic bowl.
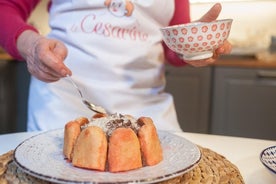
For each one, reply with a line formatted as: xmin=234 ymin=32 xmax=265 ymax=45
xmin=160 ymin=19 xmax=233 ymax=60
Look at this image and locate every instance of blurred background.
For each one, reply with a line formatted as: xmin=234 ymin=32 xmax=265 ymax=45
xmin=1 ymin=0 xmax=276 ymax=140
xmin=28 ymin=0 xmax=276 ymax=54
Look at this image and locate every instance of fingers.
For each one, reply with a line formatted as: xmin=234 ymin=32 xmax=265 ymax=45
xmin=198 ymin=3 xmax=222 ymax=22
xmin=26 ymin=37 xmax=72 ymax=83
xmin=44 ymin=40 xmax=71 ymax=77
xmin=27 ymin=62 xmax=60 ymax=82
xmin=215 ymin=40 xmax=232 ymax=55
xmin=186 ymin=57 xmax=216 ymax=67
xmin=52 ymin=41 xmax=68 ymax=61
xmin=184 ymin=39 xmax=232 ymax=67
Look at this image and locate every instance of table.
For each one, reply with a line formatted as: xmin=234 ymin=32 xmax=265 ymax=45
xmin=0 ymin=131 xmax=275 ymax=184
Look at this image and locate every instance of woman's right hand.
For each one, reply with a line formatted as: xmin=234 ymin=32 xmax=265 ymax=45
xmin=17 ymin=30 xmax=72 ymax=82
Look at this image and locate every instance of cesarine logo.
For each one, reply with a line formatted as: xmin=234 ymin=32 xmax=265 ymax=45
xmin=70 ymin=13 xmax=148 ymax=42
xmin=68 ymin=0 xmax=153 ymax=42
xmin=104 ymin=0 xmax=134 ymax=17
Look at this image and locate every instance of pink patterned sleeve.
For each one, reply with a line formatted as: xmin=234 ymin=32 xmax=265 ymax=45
xmin=163 ymin=0 xmax=191 ymax=67
xmin=0 ymin=0 xmax=40 ymax=60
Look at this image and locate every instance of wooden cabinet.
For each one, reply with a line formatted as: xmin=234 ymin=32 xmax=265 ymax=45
xmin=166 ymin=63 xmax=276 ymax=140
xmin=15 ymin=61 xmax=30 ymax=132
xmin=211 ymin=67 xmax=276 ymax=140
xmin=0 ymin=61 xmax=17 ymax=133
xmin=165 ymin=65 xmax=212 ymax=133
xmin=0 ymin=60 xmax=30 ymax=133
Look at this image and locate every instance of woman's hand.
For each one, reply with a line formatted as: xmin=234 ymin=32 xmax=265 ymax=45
xmin=17 ymin=30 xmax=72 ymax=82
xmin=185 ymin=3 xmax=232 ymax=67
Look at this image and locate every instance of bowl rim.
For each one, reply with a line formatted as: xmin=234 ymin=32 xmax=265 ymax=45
xmin=160 ymin=18 xmax=233 ymax=30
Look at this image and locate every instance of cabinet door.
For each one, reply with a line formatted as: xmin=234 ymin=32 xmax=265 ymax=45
xmin=15 ymin=62 xmax=30 ymax=132
xmin=0 ymin=61 xmax=17 ymax=133
xmin=211 ymin=67 xmax=276 ymax=140
xmin=0 ymin=60 xmax=30 ymax=133
xmin=165 ymin=65 xmax=211 ymax=133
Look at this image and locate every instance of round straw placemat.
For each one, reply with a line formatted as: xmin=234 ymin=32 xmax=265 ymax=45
xmin=0 ymin=146 xmax=244 ymax=184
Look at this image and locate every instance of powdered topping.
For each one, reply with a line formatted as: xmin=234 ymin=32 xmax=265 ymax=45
xmin=82 ymin=113 xmax=142 ymax=136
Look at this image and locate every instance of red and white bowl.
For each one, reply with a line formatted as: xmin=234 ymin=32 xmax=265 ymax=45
xmin=160 ymin=19 xmax=233 ymax=60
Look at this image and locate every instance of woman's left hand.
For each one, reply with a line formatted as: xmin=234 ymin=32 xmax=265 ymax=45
xmin=186 ymin=3 xmax=232 ymax=67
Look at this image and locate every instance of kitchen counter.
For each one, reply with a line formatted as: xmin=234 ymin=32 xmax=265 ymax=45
xmin=214 ymin=55 xmax=276 ymax=69
xmin=0 ymin=131 xmax=275 ymax=183
xmin=0 ymin=52 xmax=12 ymax=60
xmin=1 ymin=51 xmax=276 ymax=69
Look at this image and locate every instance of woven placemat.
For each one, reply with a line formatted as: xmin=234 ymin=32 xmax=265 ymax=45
xmin=0 ymin=146 xmax=244 ymax=184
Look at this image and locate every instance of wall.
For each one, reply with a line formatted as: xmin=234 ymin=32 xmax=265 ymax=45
xmin=190 ymin=1 xmax=276 ymax=54
xmin=28 ymin=0 xmax=50 ymax=36
xmin=29 ymin=0 xmax=276 ymax=53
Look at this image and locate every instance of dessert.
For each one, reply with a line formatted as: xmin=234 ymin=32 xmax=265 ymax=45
xmin=63 ymin=113 xmax=163 ymax=172
xmin=63 ymin=117 xmax=88 ymax=160
xmin=108 ymin=127 xmax=142 ymax=172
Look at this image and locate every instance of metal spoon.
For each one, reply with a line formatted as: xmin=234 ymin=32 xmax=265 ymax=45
xmin=66 ymin=75 xmax=107 ymax=114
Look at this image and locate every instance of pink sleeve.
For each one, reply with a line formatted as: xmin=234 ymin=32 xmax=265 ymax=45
xmin=0 ymin=0 xmax=41 ymax=60
xmin=163 ymin=0 xmax=191 ymax=67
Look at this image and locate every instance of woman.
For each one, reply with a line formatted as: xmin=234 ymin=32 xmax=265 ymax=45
xmin=0 ymin=0 xmax=231 ymax=131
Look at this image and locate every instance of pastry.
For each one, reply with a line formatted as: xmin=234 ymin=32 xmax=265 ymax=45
xmin=137 ymin=117 xmax=163 ymax=166
xmin=72 ymin=126 xmax=107 ymax=171
xmin=108 ymin=127 xmax=142 ymax=172
xmin=63 ymin=113 xmax=163 ymax=172
xmin=63 ymin=117 xmax=89 ymax=160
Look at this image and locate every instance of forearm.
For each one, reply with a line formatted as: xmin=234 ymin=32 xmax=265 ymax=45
xmin=0 ymin=0 xmax=40 ymax=60
xmin=163 ymin=0 xmax=191 ymax=66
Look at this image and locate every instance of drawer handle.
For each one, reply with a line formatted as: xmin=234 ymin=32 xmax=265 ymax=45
xmin=257 ymin=71 xmax=276 ymax=78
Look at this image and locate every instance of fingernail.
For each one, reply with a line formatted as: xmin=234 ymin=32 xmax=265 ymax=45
xmin=61 ymin=69 xmax=68 ymax=76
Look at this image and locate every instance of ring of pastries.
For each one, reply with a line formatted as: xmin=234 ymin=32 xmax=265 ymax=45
xmin=63 ymin=113 xmax=163 ymax=172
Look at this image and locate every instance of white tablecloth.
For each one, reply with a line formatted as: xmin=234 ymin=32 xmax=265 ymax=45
xmin=0 ymin=131 xmax=275 ymax=184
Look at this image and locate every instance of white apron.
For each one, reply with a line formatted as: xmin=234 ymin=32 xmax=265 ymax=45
xmin=27 ymin=0 xmax=182 ymax=132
